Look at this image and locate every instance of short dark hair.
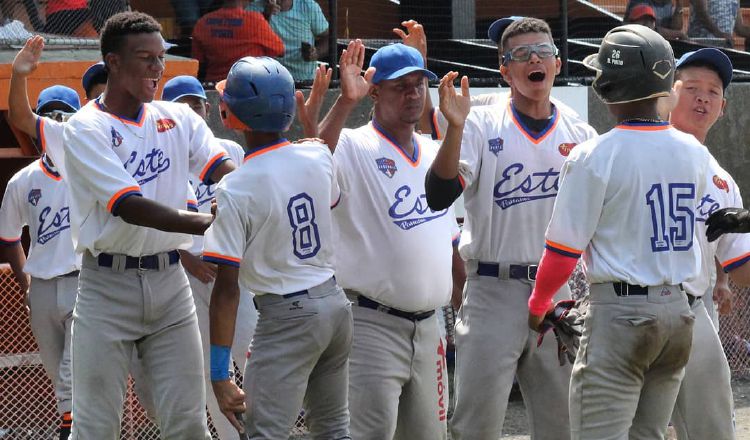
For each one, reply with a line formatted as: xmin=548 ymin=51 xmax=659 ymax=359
xmin=85 ymin=70 xmax=108 ymax=96
xmin=675 ymin=60 xmax=725 ymax=89
xmin=100 ymin=11 xmax=162 ymax=59
xmin=500 ymin=17 xmax=554 ymax=53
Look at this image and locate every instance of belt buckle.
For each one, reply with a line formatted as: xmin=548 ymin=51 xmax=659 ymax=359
xmin=621 ymin=283 xmax=629 ymax=297
xmin=527 ymin=265 xmax=538 ymax=281
xmin=376 ymin=304 xmax=390 ymax=314
xmin=137 ymin=256 xmax=149 ymax=271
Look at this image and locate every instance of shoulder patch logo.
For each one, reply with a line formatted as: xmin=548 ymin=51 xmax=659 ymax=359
xmin=28 ymin=189 xmax=41 ymax=206
xmin=713 ymin=175 xmax=729 ymax=192
xmin=111 ymin=126 xmax=123 ymax=147
xmin=488 ymin=137 xmax=504 ymax=156
xmin=376 ymin=157 xmax=397 ymax=178
xmin=558 ymin=143 xmax=577 ymax=157
xmin=156 ymin=118 xmax=177 ymax=133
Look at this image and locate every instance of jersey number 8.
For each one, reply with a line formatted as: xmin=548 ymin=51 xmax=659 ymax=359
xmin=287 ymin=193 xmax=321 ymax=259
xmin=646 ymin=183 xmax=695 ymax=253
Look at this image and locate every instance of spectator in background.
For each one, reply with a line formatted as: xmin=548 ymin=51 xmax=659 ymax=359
xmin=625 ymin=0 xmax=688 ymax=40
xmin=0 ymin=15 xmax=33 ymax=39
xmin=44 ymin=0 xmax=97 ymax=36
xmin=192 ymin=0 xmax=284 ymax=82
xmin=81 ymin=61 xmax=107 ymax=100
xmin=248 ymin=0 xmax=329 ymax=82
xmin=624 ymin=3 xmax=657 ymax=28
xmin=171 ymin=0 xmax=213 ymax=38
xmin=688 ymin=0 xmax=738 ymax=46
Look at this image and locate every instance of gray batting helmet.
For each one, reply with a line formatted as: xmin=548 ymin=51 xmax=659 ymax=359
xmin=583 ymin=24 xmax=674 ymax=104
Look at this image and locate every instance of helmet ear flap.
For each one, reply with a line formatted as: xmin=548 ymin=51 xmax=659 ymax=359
xmin=219 ymin=98 xmax=250 ymax=131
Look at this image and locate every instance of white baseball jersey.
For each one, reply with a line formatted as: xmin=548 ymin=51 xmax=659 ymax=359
xmin=186 ymin=138 xmax=245 ymax=256
xmin=456 ymin=101 xmax=597 ymax=264
xmin=203 ymin=139 xmax=338 ymax=295
xmin=0 ymin=155 xmax=80 ymax=279
xmin=333 ymin=122 xmax=459 ymax=312
xmin=430 ymin=93 xmax=582 ymax=141
xmin=684 ymin=154 xmax=750 ymax=296
xmin=545 ymin=121 xmax=712 ymax=286
xmin=62 ymin=98 xmax=229 ymax=257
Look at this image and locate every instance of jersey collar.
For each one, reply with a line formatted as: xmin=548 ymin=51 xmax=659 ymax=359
xmin=243 ymin=138 xmax=290 ymax=163
xmin=615 ymin=120 xmax=671 ymax=131
xmin=39 ymin=154 xmax=61 ymax=181
xmin=371 ymin=119 xmax=421 ymax=167
xmin=508 ymin=100 xmax=559 ymax=145
xmin=94 ymin=97 xmax=147 ymax=127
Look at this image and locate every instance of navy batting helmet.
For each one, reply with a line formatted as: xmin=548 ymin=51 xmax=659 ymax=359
xmin=584 ymin=24 xmax=674 ymax=104
xmin=216 ymin=57 xmax=295 ymax=132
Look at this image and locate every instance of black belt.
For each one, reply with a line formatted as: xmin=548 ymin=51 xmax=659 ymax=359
xmin=613 ymin=282 xmax=686 ymax=298
xmin=687 ymin=293 xmax=697 ymax=307
xmin=60 ymin=270 xmax=80 ymax=278
xmin=477 ymin=262 xmax=537 ymax=280
xmin=356 ymin=295 xmax=435 ymax=322
xmin=281 ymin=276 xmax=336 ymax=299
xmin=97 ymin=250 xmax=180 ymax=270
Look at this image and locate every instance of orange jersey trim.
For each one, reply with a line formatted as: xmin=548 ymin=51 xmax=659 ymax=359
xmin=200 ymin=152 xmax=230 ymax=182
xmin=202 ymin=252 xmax=242 ymax=266
xmin=545 ymin=239 xmax=583 ymax=256
xmin=94 ymin=100 xmax=148 ymax=127
xmin=107 ymin=186 xmax=141 ymax=213
xmin=38 ymin=158 xmax=62 ymax=181
xmin=615 ymin=123 xmax=671 ymax=131
xmin=243 ymin=140 xmax=291 ymax=163
xmin=722 ymin=252 xmax=750 ymax=270
xmin=508 ymin=102 xmax=560 ymax=145
xmin=371 ymin=123 xmax=421 ymax=168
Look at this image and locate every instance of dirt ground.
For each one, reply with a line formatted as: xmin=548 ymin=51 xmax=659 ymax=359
xmin=495 ymin=377 xmax=750 ymax=439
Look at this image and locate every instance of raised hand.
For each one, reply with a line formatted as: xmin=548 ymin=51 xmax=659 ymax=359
xmin=339 ymin=39 xmax=375 ymax=104
xmin=706 ymin=207 xmax=750 ymax=242
xmin=13 ymin=35 xmax=44 ymax=77
xmin=393 ymin=20 xmax=427 ymax=60
xmin=438 ymin=71 xmax=470 ymax=127
xmin=295 ymin=64 xmax=332 ymax=137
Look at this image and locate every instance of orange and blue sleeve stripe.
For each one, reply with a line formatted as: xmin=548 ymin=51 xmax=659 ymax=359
xmin=0 ymin=235 xmax=22 ymax=246
xmin=187 ymin=199 xmax=198 ymax=212
xmin=200 ymin=153 xmax=230 ymax=185
xmin=36 ymin=117 xmax=45 ymax=151
xmin=722 ymin=252 xmax=750 ymax=272
xmin=430 ymin=108 xmax=442 ymax=140
xmin=452 ymin=232 xmax=461 ymax=247
xmin=107 ymin=186 xmax=142 ymax=216
xmin=203 ymin=252 xmax=241 ymax=268
xmin=544 ymin=239 xmax=582 ymax=258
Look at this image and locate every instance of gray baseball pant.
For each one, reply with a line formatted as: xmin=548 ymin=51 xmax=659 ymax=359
xmin=450 ymin=261 xmax=573 ymax=440
xmin=28 ymin=274 xmax=78 ymax=415
xmin=244 ymin=278 xmax=352 ymax=440
xmin=671 ymin=296 xmax=734 ymax=440
xmin=347 ymin=294 xmax=449 ymax=440
xmin=70 ymin=252 xmax=210 ymax=440
xmin=701 ymin=284 xmax=720 ymax=331
xmin=570 ymin=283 xmax=694 ymax=440
xmin=188 ymin=272 xmax=257 ymax=440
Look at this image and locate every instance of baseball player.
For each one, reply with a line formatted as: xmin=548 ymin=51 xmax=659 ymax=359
xmin=4 ymin=39 xmax=82 ymax=440
xmin=424 ymin=17 xmax=597 ymax=440
xmin=205 ymin=56 xmax=352 ymax=439
xmin=318 ymin=40 xmax=459 ymax=439
xmin=668 ymin=47 xmax=750 ymax=440
xmin=161 ymin=75 xmax=258 ymax=440
xmin=59 ymin=11 xmax=235 ymax=439
xmin=526 ymin=25 xmax=711 ymax=439
xmin=82 ymin=61 xmax=107 ymax=100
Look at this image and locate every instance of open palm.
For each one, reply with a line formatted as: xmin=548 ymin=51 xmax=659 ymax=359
xmin=13 ymin=35 xmax=44 ymax=76
xmin=438 ymin=72 xmax=471 ymax=127
xmin=339 ymin=39 xmax=374 ymax=103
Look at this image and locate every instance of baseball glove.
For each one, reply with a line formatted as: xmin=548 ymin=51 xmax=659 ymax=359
xmin=706 ymin=207 xmax=750 ymax=242
xmin=536 ymin=299 xmax=586 ymax=366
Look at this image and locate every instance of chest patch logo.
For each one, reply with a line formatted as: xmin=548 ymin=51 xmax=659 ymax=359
xmin=156 ymin=118 xmax=177 ymax=133
xmin=376 ymin=157 xmax=397 ymax=178
xmin=488 ymin=137 xmax=504 ymax=156
xmin=558 ymin=143 xmax=577 ymax=157
xmin=713 ymin=175 xmax=729 ymax=193
xmin=28 ymin=189 xmax=41 ymax=206
xmin=111 ymin=126 xmax=123 ymax=147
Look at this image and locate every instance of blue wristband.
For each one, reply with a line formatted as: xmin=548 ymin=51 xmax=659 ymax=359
xmin=210 ymin=344 xmax=231 ymax=381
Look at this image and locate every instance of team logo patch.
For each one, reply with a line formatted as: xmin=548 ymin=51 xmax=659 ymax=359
xmin=558 ymin=143 xmax=577 ymax=157
xmin=488 ymin=137 xmax=504 ymax=156
xmin=713 ymin=175 xmax=729 ymax=192
xmin=156 ymin=118 xmax=177 ymax=133
xmin=110 ymin=126 xmax=123 ymax=147
xmin=28 ymin=189 xmax=41 ymax=206
xmin=376 ymin=157 xmax=397 ymax=178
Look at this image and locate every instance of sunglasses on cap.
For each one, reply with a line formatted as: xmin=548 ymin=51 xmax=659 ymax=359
xmin=41 ymin=110 xmax=75 ymax=122
xmin=502 ymin=43 xmax=559 ymax=65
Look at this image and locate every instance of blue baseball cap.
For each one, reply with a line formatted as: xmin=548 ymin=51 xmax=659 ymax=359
xmin=82 ymin=61 xmax=106 ymax=94
xmin=161 ymin=75 xmax=207 ymax=102
xmin=37 ymin=85 xmax=81 ymax=113
xmin=488 ymin=16 xmax=524 ymax=44
xmin=675 ymin=48 xmax=733 ymax=89
xmin=370 ymin=43 xmax=437 ymax=84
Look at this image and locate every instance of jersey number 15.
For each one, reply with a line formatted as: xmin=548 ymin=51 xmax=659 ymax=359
xmin=646 ymin=183 xmax=695 ymax=253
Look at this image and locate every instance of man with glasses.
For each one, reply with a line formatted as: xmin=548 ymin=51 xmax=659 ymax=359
xmin=424 ymin=17 xmax=597 ymax=440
